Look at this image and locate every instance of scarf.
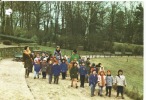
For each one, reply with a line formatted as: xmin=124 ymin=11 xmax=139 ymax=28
xmin=101 ymin=75 xmax=105 ymax=86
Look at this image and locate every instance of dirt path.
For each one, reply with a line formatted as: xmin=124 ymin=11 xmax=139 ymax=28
xmin=0 ymin=59 xmax=34 ymax=100
xmin=0 ymin=59 xmax=133 ymax=100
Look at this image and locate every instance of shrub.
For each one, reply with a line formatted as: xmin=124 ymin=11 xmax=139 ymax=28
xmin=133 ymin=46 xmax=143 ymax=55
xmin=3 ymin=40 xmax=12 ymax=45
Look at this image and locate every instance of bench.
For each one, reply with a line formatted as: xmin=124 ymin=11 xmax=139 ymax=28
xmin=14 ymin=52 xmax=23 ymax=61
xmin=125 ymin=52 xmax=132 ymax=57
xmin=115 ymin=51 xmax=122 ymax=56
xmin=103 ymin=51 xmax=111 ymax=57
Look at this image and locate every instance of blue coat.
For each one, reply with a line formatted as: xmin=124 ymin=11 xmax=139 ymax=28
xmin=60 ymin=62 xmax=68 ymax=72
xmin=79 ymin=66 xmax=87 ymax=75
xmin=89 ymin=74 xmax=98 ymax=87
xmin=33 ymin=63 xmax=41 ymax=72
xmin=52 ymin=64 xmax=61 ymax=76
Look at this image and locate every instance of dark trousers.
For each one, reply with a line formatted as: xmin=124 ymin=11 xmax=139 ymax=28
xmin=42 ymin=71 xmax=46 ymax=78
xmin=62 ymin=72 xmax=66 ymax=79
xmin=54 ymin=75 xmax=59 ymax=84
xmin=106 ymin=86 xmax=112 ymax=97
xmin=80 ymin=75 xmax=85 ymax=87
xmin=90 ymin=84 xmax=95 ymax=96
xmin=48 ymin=74 xmax=52 ymax=84
xmin=85 ymin=75 xmax=89 ymax=83
xmin=117 ymin=86 xmax=124 ymax=97
xmin=25 ymin=68 xmax=30 ymax=78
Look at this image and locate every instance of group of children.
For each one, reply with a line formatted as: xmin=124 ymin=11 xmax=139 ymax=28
xmin=31 ymin=52 xmax=126 ymax=99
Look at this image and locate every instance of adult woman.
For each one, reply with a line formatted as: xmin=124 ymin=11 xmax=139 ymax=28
xmin=54 ymin=46 xmax=62 ymax=64
xmin=23 ymin=46 xmax=33 ymax=78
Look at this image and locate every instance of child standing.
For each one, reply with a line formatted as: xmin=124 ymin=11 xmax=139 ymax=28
xmin=105 ymin=70 xmax=113 ymax=97
xmin=98 ymin=71 xmax=106 ymax=96
xmin=60 ymin=59 xmax=68 ymax=79
xmin=70 ymin=62 xmax=79 ymax=88
xmin=115 ymin=70 xmax=127 ymax=99
xmin=41 ymin=58 xmax=48 ymax=79
xmin=52 ymin=61 xmax=61 ymax=84
xmin=79 ymin=62 xmax=87 ymax=88
xmin=89 ymin=70 xmax=98 ymax=97
xmin=33 ymin=55 xmax=41 ymax=79
xmin=46 ymin=60 xmax=53 ymax=84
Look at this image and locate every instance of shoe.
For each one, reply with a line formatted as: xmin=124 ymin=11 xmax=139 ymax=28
xmin=34 ymin=77 xmax=36 ymax=79
xmin=76 ymin=86 xmax=78 ymax=88
xmin=122 ymin=97 xmax=124 ymax=99
xmin=71 ymin=85 xmax=73 ymax=87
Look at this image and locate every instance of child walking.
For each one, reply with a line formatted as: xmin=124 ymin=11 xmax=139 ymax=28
xmin=105 ymin=70 xmax=113 ymax=97
xmin=89 ymin=70 xmax=98 ymax=97
xmin=115 ymin=69 xmax=127 ymax=99
xmin=98 ymin=71 xmax=106 ymax=96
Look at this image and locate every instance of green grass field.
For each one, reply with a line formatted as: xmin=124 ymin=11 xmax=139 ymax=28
xmin=91 ymin=56 xmax=143 ymax=96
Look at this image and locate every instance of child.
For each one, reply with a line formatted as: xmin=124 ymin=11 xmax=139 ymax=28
xmin=52 ymin=60 xmax=61 ymax=84
xmin=41 ymin=58 xmax=48 ymax=79
xmin=33 ymin=56 xmax=41 ymax=79
xmin=79 ymin=62 xmax=87 ymax=88
xmin=46 ymin=60 xmax=53 ymax=84
xmin=89 ymin=70 xmax=98 ymax=97
xmin=60 ymin=59 xmax=68 ymax=79
xmin=98 ymin=71 xmax=106 ymax=96
xmin=105 ymin=70 xmax=113 ymax=97
xmin=115 ymin=70 xmax=127 ymax=99
xmin=70 ymin=62 xmax=79 ymax=88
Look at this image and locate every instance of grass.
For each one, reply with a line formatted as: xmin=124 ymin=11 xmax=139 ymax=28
xmin=91 ymin=56 xmax=143 ymax=99
xmin=36 ymin=45 xmax=95 ymax=56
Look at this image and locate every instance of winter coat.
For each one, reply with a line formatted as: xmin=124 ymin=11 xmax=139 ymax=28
xmin=54 ymin=50 xmax=61 ymax=60
xmin=60 ymin=62 xmax=68 ymax=72
xmin=115 ymin=75 xmax=127 ymax=86
xmin=89 ymin=74 xmax=98 ymax=87
xmin=70 ymin=54 xmax=80 ymax=62
xmin=106 ymin=75 xmax=113 ymax=86
xmin=52 ymin=64 xmax=61 ymax=76
xmin=41 ymin=62 xmax=48 ymax=72
xmin=33 ymin=63 xmax=41 ymax=72
xmin=70 ymin=66 xmax=78 ymax=78
xmin=98 ymin=75 xmax=106 ymax=86
xmin=46 ymin=64 xmax=53 ymax=75
xmin=23 ymin=53 xmax=33 ymax=69
xmin=79 ymin=66 xmax=87 ymax=75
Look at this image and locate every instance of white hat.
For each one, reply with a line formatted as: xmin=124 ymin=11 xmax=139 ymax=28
xmin=43 ymin=58 xmax=47 ymax=61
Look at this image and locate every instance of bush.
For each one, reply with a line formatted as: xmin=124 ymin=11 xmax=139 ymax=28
xmin=133 ymin=46 xmax=143 ymax=55
xmin=3 ymin=40 xmax=12 ymax=45
xmin=0 ymin=34 xmax=34 ymax=43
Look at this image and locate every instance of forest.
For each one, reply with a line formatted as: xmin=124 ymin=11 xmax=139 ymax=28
xmin=0 ymin=1 xmax=143 ymax=52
